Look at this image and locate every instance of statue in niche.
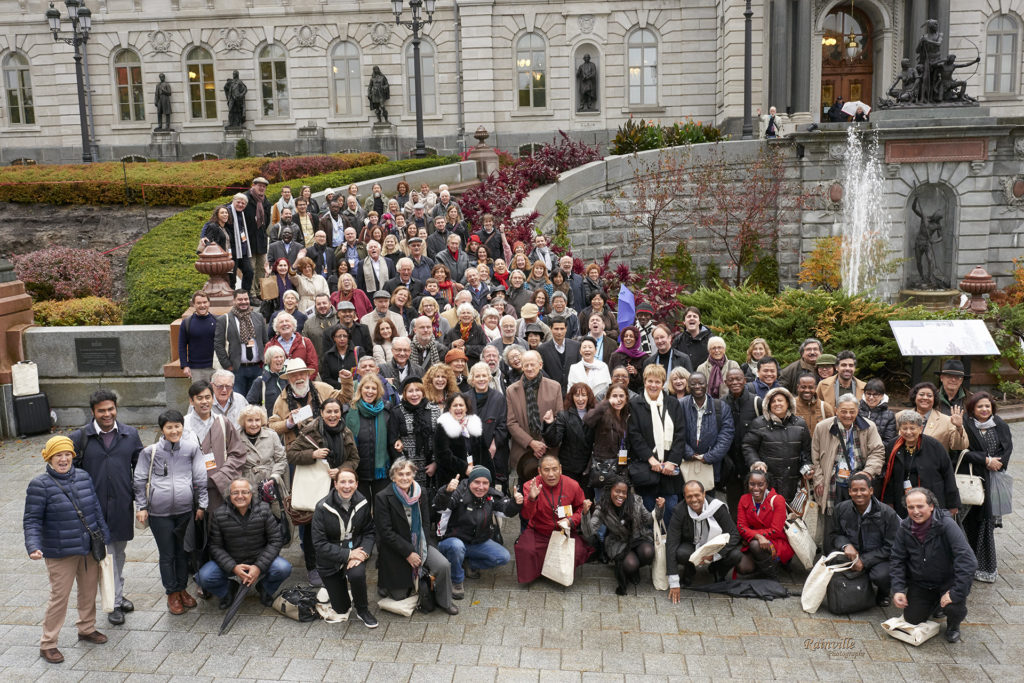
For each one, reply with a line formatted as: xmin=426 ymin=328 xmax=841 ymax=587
xmin=154 ymin=73 xmax=172 ymax=131
xmin=367 ymin=67 xmax=391 ymax=123
xmin=576 ymin=54 xmax=598 ymax=112
xmin=223 ymin=70 xmax=247 ymax=128
xmin=910 ymin=196 xmax=948 ymax=288
xmin=879 ymin=19 xmax=978 ymax=108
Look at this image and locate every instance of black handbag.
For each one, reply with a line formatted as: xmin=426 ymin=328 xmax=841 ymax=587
xmin=627 ymin=459 xmax=660 ymax=488
xmin=588 ymin=459 xmax=619 ymax=489
xmin=825 ymin=569 xmax=875 ymax=615
xmin=48 ymin=474 xmax=106 ymax=563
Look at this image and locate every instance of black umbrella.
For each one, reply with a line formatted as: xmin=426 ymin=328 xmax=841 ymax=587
xmin=218 ymin=583 xmax=252 ymax=635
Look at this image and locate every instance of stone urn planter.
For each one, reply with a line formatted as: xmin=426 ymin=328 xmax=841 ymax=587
xmin=195 ymin=244 xmax=235 ymax=303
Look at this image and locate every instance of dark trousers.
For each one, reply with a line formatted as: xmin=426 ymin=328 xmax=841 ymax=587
xmin=321 ymin=563 xmax=369 ymax=613
xmin=150 ymin=513 xmax=192 ymax=594
xmin=299 ymin=524 xmax=317 ymax=571
xmin=675 ymin=543 xmax=742 ymax=583
xmin=903 ymin=583 xmax=967 ymax=630
xmin=867 ymin=561 xmax=891 ymax=596
xmin=234 ymin=363 xmax=263 ymax=396
xmin=357 ymin=479 xmax=390 ymax=515
xmin=232 ymin=257 xmax=254 ymax=293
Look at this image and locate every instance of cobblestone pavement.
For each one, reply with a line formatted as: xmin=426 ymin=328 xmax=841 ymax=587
xmin=1 ymin=424 xmax=1022 ymax=682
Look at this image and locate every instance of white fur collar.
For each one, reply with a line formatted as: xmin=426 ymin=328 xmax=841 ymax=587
xmin=438 ymin=412 xmax=482 ymax=438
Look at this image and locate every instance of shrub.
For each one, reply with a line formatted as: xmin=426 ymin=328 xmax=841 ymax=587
xmin=656 ymin=242 xmax=699 ymax=290
xmin=235 ymin=138 xmax=250 ymax=159
xmin=258 ymin=153 xmax=384 ymax=184
xmin=33 ymin=297 xmax=122 ymax=326
xmin=12 ymin=247 xmax=113 ymax=301
xmin=609 ymin=117 xmax=725 ymax=155
xmin=798 ymin=236 xmax=842 ymax=292
xmin=124 ymin=156 xmax=458 ymax=324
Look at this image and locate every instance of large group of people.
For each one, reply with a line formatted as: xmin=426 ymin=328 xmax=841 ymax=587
xmin=23 ymin=180 xmax=1012 ymax=662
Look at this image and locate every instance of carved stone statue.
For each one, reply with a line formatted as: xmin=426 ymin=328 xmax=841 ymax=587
xmin=915 ymin=19 xmax=944 ymax=104
xmin=367 ymin=66 xmax=390 ymax=123
xmin=911 ymin=196 xmax=947 ymax=288
xmin=576 ymin=54 xmax=598 ymax=112
xmin=879 ymin=19 xmax=978 ymax=108
xmin=223 ymin=70 xmax=247 ymax=128
xmin=154 ymin=73 xmax=172 ymax=131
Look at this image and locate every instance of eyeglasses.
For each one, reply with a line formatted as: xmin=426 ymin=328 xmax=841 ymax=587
xmin=230 ymin=490 xmax=252 ymax=497
xmin=212 ymin=384 xmax=233 ymax=391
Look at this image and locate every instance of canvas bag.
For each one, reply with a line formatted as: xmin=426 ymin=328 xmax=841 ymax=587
xmin=291 ymin=459 xmax=331 ymax=512
xmin=679 ymin=460 xmax=715 ymax=491
xmin=541 ymin=529 xmax=576 ymax=586
xmin=98 ymin=555 xmax=115 ymax=613
xmin=881 ymin=617 xmax=941 ymax=646
xmin=955 ymin=450 xmax=985 ymax=507
xmin=785 ymin=517 xmax=817 ymax=570
xmin=801 ymin=551 xmax=854 ymax=613
xmin=651 ymin=519 xmax=668 ymax=591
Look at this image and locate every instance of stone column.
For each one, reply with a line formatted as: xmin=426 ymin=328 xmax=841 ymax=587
xmin=791 ymin=0 xmax=812 ymax=120
xmin=769 ymin=0 xmax=791 ymax=111
xmin=906 ymin=0 xmax=928 ymax=59
xmin=932 ymin=0 xmax=950 ymax=54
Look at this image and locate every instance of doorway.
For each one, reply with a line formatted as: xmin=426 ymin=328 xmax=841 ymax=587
xmin=820 ymin=5 xmax=874 ymax=120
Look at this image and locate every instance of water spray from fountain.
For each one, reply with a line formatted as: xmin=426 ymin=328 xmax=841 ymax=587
xmin=838 ymin=126 xmax=893 ymax=298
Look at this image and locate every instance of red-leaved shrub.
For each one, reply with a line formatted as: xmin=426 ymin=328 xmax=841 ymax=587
xmin=12 ymin=247 xmax=113 ymax=301
xmin=258 ymin=153 xmax=386 ymax=184
xmin=598 ymin=254 xmax=689 ymax=330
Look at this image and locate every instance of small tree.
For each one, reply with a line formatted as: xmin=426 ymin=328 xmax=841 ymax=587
xmin=611 ymin=152 xmax=690 ymax=270
xmin=798 ymin=236 xmax=843 ymax=292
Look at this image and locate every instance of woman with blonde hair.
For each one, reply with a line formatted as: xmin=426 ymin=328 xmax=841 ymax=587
xmin=236 ymin=405 xmax=288 ymax=494
xmin=667 ymin=366 xmax=691 ymax=403
xmin=347 ymin=375 xmax=402 ymax=505
xmin=417 ymin=295 xmax=450 ymax=338
xmin=291 ymin=257 xmax=330 ymax=314
xmin=741 ymin=338 xmax=772 ymax=382
xmin=423 ymin=363 xmax=458 ymax=406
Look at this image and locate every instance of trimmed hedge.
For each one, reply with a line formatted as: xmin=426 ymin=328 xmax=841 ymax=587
xmin=12 ymin=247 xmax=113 ymax=301
xmin=124 ymin=155 xmax=460 ymax=324
xmin=33 ymin=297 xmax=123 ymax=326
xmin=0 ymin=153 xmax=387 ymax=206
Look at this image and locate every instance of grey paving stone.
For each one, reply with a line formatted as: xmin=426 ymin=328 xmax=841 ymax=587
xmin=354 ymin=640 xmax=400 ymax=662
xmin=559 ymin=649 xmax=605 ymax=673
xmin=323 ymin=660 xmax=373 ymax=682
xmin=452 ymin=664 xmax=497 ymax=682
xmin=279 ymin=657 xmax=330 ymax=681
xmin=411 ymin=662 xmax=456 ymax=681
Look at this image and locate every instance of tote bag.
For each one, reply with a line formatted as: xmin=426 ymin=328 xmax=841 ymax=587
xmin=291 ymin=460 xmax=331 ymax=512
xmin=801 ymin=551 xmax=854 ymax=613
xmin=651 ymin=520 xmax=668 ymax=591
xmin=541 ymin=530 xmax=576 ymax=586
xmin=955 ymin=450 xmax=985 ymax=507
xmin=785 ymin=517 xmax=817 ymax=570
xmin=679 ymin=460 xmax=715 ymax=491
xmin=881 ymin=617 xmax=941 ymax=646
xmin=98 ymin=555 xmax=115 ymax=613
xmin=989 ymin=470 xmax=1013 ymax=516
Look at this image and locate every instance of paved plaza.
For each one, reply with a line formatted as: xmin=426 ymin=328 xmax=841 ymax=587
xmin=1 ymin=424 xmax=1022 ymax=682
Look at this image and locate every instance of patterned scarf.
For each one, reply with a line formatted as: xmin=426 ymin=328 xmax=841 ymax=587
xmin=412 ymin=337 xmax=441 ymax=368
xmin=460 ymin=322 xmax=473 ymax=342
xmin=706 ymin=356 xmax=726 ymax=398
xmin=232 ymin=307 xmax=255 ymax=345
xmin=346 ymin=398 xmax=388 ymax=480
xmin=392 ymin=481 xmax=428 ymax=578
xmin=523 ymin=374 xmax=543 ymax=437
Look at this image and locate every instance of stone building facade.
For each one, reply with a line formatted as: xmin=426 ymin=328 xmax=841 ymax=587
xmin=0 ymin=0 xmax=1021 ymax=162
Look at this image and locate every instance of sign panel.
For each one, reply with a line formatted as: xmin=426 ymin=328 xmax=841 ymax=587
xmin=75 ymin=338 xmax=124 ymax=373
xmin=889 ymin=320 xmax=999 ymax=357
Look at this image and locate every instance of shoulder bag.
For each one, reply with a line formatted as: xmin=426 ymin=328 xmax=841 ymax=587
xmin=48 ymin=474 xmax=106 ymax=563
xmin=954 ymin=450 xmax=985 ymax=507
xmin=785 ymin=516 xmax=817 ymax=571
xmin=800 ymin=551 xmax=853 ymax=613
xmin=136 ymin=444 xmax=156 ymax=529
xmin=826 ymin=568 xmax=875 ymax=614
xmin=651 ymin=519 xmax=669 ymax=591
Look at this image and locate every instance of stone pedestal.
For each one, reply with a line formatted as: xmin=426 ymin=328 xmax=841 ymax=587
xmin=223 ymin=127 xmax=252 ymax=157
xmin=898 ymin=289 xmax=961 ymax=312
xmin=147 ymin=130 xmax=181 ymax=161
xmin=297 ymin=120 xmax=325 ymax=155
xmin=370 ymin=122 xmax=398 ymax=158
xmin=466 ymin=126 xmax=500 ymax=180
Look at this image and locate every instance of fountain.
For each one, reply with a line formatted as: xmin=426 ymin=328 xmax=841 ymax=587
xmin=837 ymin=126 xmax=894 ymax=299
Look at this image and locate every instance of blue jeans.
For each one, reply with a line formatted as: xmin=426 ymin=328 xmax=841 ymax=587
xmin=438 ymin=537 xmax=510 ymax=584
xmin=197 ymin=556 xmax=292 ymax=599
xmin=641 ymin=493 xmax=679 ymax=528
xmin=234 ymin=363 xmax=263 ymax=396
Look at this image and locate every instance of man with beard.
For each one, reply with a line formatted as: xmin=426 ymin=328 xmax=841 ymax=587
xmin=482 ymin=344 xmax=505 ymax=393
xmin=506 ymin=350 xmax=563 ymax=482
xmin=361 ymin=290 xmax=407 ymax=338
xmin=269 ymin=359 xmax=353 ymax=446
xmin=226 ymin=193 xmax=254 ymax=292
xmin=379 ymin=336 xmax=424 ymax=388
xmin=795 ymin=374 xmax=835 ymax=436
xmin=409 ymin=315 xmax=446 ymax=370
xmin=304 ymin=293 xmax=339 ymax=359
xmin=214 ymin=289 xmax=268 ymax=395
xmin=336 ymin=302 xmax=373 ymax=354
xmin=268 ymin=206 xmax=295 ymax=243
xmin=816 ymin=350 xmax=866 ymax=410
xmin=779 ymin=337 xmax=823 ymax=393
xmin=267 ymin=225 xmax=302 ymax=267
xmin=319 ymin=198 xmax=346 ymax=248
xmin=558 ymin=255 xmax=584 ymax=310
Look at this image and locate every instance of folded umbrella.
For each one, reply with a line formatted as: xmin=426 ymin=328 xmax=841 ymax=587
xmin=218 ymin=583 xmax=252 ymax=636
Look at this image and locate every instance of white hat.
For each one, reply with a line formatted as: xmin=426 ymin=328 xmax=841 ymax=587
xmin=280 ymin=358 xmax=316 ymax=378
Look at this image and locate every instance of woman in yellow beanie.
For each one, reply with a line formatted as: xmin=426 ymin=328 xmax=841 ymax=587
xmin=23 ymin=436 xmax=111 ymax=664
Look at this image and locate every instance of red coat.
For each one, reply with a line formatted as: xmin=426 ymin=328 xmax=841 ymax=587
xmin=331 ymin=288 xmax=372 ymax=319
xmin=736 ymin=488 xmax=793 ymax=564
xmin=265 ymin=333 xmax=319 ymax=376
xmin=515 ymin=474 xmax=593 ymax=583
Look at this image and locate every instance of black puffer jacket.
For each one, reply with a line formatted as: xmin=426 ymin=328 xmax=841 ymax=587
xmin=879 ymin=434 xmax=960 ymax=517
xmin=890 ymin=508 xmax=977 ymax=604
xmin=208 ymin=499 xmax=283 ymax=575
xmin=741 ymin=387 xmax=811 ymax=501
xmin=433 ymin=479 xmax=520 ymax=546
xmin=312 ymin=489 xmax=375 ymax=578
xmin=859 ymin=399 xmax=897 ymax=444
xmin=672 ymin=325 xmax=711 ymax=368
xmin=543 ymin=409 xmax=594 ymax=477
xmin=828 ymin=496 xmax=900 ymax=569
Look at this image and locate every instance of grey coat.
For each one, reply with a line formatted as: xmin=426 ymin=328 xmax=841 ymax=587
xmin=134 ymin=437 xmax=209 ymax=516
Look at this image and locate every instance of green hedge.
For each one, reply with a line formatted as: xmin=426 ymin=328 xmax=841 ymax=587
xmin=124 ymin=156 xmax=460 ymax=324
xmin=33 ymin=297 xmax=123 ymax=326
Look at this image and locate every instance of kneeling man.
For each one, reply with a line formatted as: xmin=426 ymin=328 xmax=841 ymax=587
xmin=666 ymin=480 xmax=741 ymax=602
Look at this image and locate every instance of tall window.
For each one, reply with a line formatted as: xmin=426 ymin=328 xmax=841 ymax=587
xmin=114 ymin=49 xmax=145 ymax=121
xmin=627 ymin=29 xmax=658 ymax=106
xmin=186 ymin=47 xmax=217 ymax=120
xmin=406 ymin=40 xmax=436 ymax=115
xmin=331 ymin=41 xmax=361 ymax=116
xmin=3 ymin=52 xmax=34 ymax=125
xmin=516 ymin=33 xmax=546 ymax=108
xmin=986 ymin=15 xmax=1019 ymax=94
xmin=258 ymin=44 xmax=289 ymax=117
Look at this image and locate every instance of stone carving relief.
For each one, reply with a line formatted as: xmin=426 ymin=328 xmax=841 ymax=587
xmin=578 ymin=15 xmax=595 ymax=34
xmin=1001 ymin=176 xmax=1024 ymax=209
xmin=371 ymin=23 xmax=392 ymax=46
xmin=828 ymin=143 xmax=846 ymax=160
xmin=220 ymin=28 xmax=245 ymax=51
xmin=295 ymin=25 xmax=318 ymax=48
xmin=1015 ymin=137 xmax=1024 ymax=160
xmin=148 ymin=30 xmax=173 ymax=53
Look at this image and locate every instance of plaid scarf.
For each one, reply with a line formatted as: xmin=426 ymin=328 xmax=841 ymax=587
xmin=523 ymin=374 xmax=543 ymax=437
xmin=412 ymin=338 xmax=441 ymax=368
xmin=231 ymin=307 xmax=255 ymax=345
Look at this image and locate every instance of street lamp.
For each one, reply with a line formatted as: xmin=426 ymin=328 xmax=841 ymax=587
xmin=45 ymin=1 xmax=93 ymax=163
xmin=392 ymin=0 xmax=437 ymax=158
xmin=741 ymin=0 xmax=753 ymax=139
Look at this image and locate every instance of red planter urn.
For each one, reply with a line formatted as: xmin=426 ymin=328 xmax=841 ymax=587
xmin=959 ymin=265 xmax=996 ymax=313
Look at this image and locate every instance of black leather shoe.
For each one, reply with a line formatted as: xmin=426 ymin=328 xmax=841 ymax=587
xmin=119 ymin=599 xmax=134 ymax=613
xmin=945 ymin=627 xmax=961 ymax=643
xmin=107 ymin=608 xmax=125 ymax=625
xmin=932 ymin=607 xmax=946 ymax=619
xmin=876 ymin=596 xmax=891 ymax=607
xmin=444 ymin=604 xmax=460 ymax=615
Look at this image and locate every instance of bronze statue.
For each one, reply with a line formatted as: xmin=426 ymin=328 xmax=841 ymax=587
xmin=911 ymin=196 xmax=946 ymax=288
xmin=154 ymin=73 xmax=172 ymax=131
xmin=367 ymin=66 xmax=390 ymax=123
xmin=223 ymin=70 xmax=247 ymax=128
xmin=879 ymin=19 xmax=977 ymax=108
xmin=576 ymin=54 xmax=598 ymax=112
xmin=886 ymin=59 xmax=921 ymax=103
xmin=938 ymin=54 xmax=980 ymax=102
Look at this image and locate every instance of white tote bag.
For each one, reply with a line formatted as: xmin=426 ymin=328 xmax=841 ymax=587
xmin=541 ymin=530 xmax=576 ymax=586
xmin=689 ymin=533 xmax=732 ymax=566
xmin=801 ymin=551 xmax=854 ymax=613
xmin=98 ymin=555 xmax=116 ymax=613
xmin=651 ymin=520 xmax=668 ymax=591
xmin=679 ymin=460 xmax=715 ymax=491
xmin=291 ymin=460 xmax=331 ymax=512
xmin=803 ymin=500 xmax=823 ymax=549
xmin=785 ymin=517 xmax=818 ymax=571
xmin=881 ymin=617 xmax=941 ymax=646
xmin=954 ymin=450 xmax=985 ymax=507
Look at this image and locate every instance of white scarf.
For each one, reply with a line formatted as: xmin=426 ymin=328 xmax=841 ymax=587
xmin=645 ymin=391 xmax=673 ymax=461
xmin=974 ymin=416 xmax=996 ymax=430
xmin=230 ymin=205 xmax=250 ymax=258
xmin=687 ymin=497 xmax=725 ymax=558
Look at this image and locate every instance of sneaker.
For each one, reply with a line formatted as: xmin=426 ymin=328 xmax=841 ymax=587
xmin=107 ymin=607 xmax=125 ymax=625
xmin=452 ymin=582 xmax=465 ymax=600
xmin=355 ymin=609 xmax=379 ymax=629
xmin=308 ymin=569 xmax=323 ymax=587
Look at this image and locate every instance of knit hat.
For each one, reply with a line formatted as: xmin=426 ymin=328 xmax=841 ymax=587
xmin=42 ymin=436 xmax=75 ymax=463
xmin=467 ymin=465 xmax=492 ymax=484
xmin=445 ymin=348 xmax=468 ymax=363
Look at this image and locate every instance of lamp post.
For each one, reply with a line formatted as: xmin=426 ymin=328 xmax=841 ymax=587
xmin=45 ymin=1 xmax=93 ymax=163
xmin=741 ymin=0 xmax=753 ymax=139
xmin=392 ymin=0 xmax=436 ymax=158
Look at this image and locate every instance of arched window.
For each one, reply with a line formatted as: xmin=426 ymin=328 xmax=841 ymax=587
xmin=113 ymin=49 xmax=145 ymax=122
xmin=331 ymin=41 xmax=361 ymax=116
xmin=258 ymin=44 xmax=289 ymax=117
xmin=986 ymin=15 xmax=1019 ymax=94
xmin=185 ymin=47 xmax=217 ymax=120
xmin=627 ymin=29 xmax=658 ymax=106
xmin=3 ymin=52 xmax=34 ymax=125
xmin=516 ymin=33 xmax=546 ymax=108
xmin=406 ymin=39 xmax=436 ymax=115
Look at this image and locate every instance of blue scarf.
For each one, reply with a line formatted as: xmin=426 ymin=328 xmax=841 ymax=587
xmin=392 ymin=481 xmax=427 ymax=579
xmin=346 ymin=398 xmax=389 ymax=479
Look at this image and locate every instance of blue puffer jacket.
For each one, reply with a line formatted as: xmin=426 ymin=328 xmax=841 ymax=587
xmin=24 ymin=466 xmax=111 ymax=559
